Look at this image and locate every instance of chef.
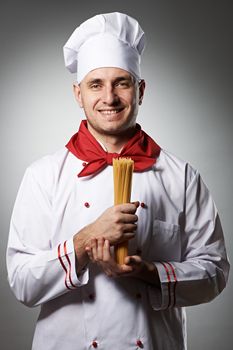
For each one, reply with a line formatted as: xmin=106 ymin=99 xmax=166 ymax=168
xmin=7 ymin=12 xmax=229 ymax=350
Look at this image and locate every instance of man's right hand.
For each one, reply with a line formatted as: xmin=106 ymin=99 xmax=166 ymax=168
xmin=89 ymin=202 xmax=139 ymax=245
xmin=73 ymin=202 xmax=139 ymax=274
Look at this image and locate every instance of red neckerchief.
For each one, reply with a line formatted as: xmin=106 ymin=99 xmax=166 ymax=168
xmin=66 ymin=120 xmax=161 ymax=177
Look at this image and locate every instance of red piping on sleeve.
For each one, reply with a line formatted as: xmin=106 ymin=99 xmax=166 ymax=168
xmin=166 ymin=262 xmax=177 ymax=307
xmin=64 ymin=240 xmax=78 ymax=289
xmin=160 ymin=262 xmax=171 ymax=309
xmin=58 ymin=242 xmax=79 ymax=290
xmin=58 ymin=243 xmax=73 ymax=290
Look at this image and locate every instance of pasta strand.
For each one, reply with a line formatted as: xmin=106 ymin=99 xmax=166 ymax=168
xmin=113 ymin=158 xmax=134 ymax=264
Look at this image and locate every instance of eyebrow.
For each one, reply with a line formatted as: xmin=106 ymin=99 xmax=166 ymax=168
xmin=87 ymin=78 xmax=102 ymax=86
xmin=114 ymin=76 xmax=134 ymax=83
xmin=86 ymin=75 xmax=134 ymax=86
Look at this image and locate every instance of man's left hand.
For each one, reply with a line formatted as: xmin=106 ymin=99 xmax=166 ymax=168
xmin=85 ymin=238 xmax=160 ymax=287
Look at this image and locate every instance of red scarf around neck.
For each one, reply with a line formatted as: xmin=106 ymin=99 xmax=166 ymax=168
xmin=66 ymin=120 xmax=161 ymax=177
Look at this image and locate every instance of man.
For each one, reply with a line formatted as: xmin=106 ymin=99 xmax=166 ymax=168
xmin=7 ymin=12 xmax=229 ymax=350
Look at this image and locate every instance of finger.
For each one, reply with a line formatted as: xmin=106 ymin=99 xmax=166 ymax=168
xmin=85 ymin=246 xmax=94 ymax=261
xmin=91 ymin=238 xmax=98 ymax=260
xmin=122 ymin=232 xmax=136 ymax=241
xmin=122 ymin=214 xmax=138 ymax=224
xmin=124 ymin=255 xmax=142 ymax=265
xmin=131 ymin=201 xmax=140 ymax=208
xmin=97 ymin=238 xmax=104 ymax=260
xmin=116 ymin=264 xmax=134 ymax=274
xmin=117 ymin=203 xmax=139 ymax=214
xmin=123 ymin=223 xmax=137 ymax=232
xmin=103 ymin=239 xmax=111 ymax=261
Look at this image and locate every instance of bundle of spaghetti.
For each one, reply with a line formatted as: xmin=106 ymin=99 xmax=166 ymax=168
xmin=113 ymin=157 xmax=134 ymax=265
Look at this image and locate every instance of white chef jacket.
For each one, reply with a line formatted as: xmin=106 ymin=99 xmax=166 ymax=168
xmin=7 ymin=147 xmax=229 ymax=350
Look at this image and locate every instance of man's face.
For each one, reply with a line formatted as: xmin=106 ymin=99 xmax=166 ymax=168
xmin=73 ymin=67 xmax=145 ymax=138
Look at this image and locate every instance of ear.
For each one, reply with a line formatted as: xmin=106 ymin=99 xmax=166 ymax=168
xmin=73 ymin=83 xmax=83 ymax=108
xmin=138 ymin=79 xmax=146 ymax=105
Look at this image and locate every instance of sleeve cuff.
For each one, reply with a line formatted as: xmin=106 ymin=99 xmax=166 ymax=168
xmin=57 ymin=238 xmax=89 ymax=290
xmin=148 ymin=261 xmax=177 ymax=310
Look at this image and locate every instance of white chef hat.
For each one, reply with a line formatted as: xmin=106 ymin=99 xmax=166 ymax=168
xmin=63 ymin=12 xmax=145 ymax=83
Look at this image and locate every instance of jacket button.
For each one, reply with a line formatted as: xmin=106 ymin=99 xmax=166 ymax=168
xmin=136 ymin=292 xmax=142 ymax=299
xmin=92 ymin=341 xmax=98 ymax=348
xmin=89 ymin=293 xmax=95 ymax=300
xmin=136 ymin=339 xmax=144 ymax=348
xmin=84 ymin=202 xmax=90 ymax=208
xmin=82 ymin=162 xmax=87 ymax=167
xmin=140 ymin=202 xmax=147 ymax=208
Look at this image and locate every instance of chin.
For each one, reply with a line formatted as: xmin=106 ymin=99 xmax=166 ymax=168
xmin=87 ymin=115 xmax=136 ymax=136
xmin=102 ymin=122 xmax=135 ymax=136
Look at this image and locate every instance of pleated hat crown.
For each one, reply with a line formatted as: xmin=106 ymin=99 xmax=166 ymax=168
xmin=63 ymin=12 xmax=146 ymax=83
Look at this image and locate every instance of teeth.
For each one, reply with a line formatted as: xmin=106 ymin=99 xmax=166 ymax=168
xmin=99 ymin=109 xmax=121 ymax=115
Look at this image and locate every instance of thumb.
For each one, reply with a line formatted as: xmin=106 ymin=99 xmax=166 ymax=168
xmin=124 ymin=256 xmax=141 ymax=266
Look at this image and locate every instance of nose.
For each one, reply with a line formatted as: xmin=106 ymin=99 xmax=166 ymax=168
xmin=102 ymin=86 xmax=119 ymax=105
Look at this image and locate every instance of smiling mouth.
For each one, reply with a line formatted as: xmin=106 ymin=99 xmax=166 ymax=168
xmin=98 ymin=108 xmax=124 ymax=115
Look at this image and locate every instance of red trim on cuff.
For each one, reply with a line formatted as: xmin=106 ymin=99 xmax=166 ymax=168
xmin=58 ymin=243 xmax=73 ymax=290
xmin=64 ymin=240 xmax=78 ymax=289
xmin=160 ymin=262 xmax=171 ymax=309
xmin=166 ymin=262 xmax=177 ymax=306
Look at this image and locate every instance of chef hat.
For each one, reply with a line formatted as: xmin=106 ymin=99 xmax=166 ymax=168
xmin=63 ymin=12 xmax=145 ymax=83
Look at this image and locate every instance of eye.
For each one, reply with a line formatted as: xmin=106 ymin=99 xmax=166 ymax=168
xmin=90 ymin=83 xmax=101 ymax=90
xmin=115 ymin=80 xmax=132 ymax=88
xmin=88 ymin=81 xmax=103 ymax=90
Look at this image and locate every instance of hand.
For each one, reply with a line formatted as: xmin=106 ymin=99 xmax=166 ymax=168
xmin=86 ymin=237 xmax=158 ymax=284
xmin=87 ymin=202 xmax=139 ymax=246
xmin=73 ymin=202 xmax=139 ymax=276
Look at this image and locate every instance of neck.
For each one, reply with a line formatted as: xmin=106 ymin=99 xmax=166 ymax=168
xmin=100 ymin=137 xmax=126 ymax=153
xmin=87 ymin=125 xmax=137 ymax=153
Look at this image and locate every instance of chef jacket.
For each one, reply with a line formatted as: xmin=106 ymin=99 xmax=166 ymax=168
xmin=7 ymin=147 xmax=230 ymax=350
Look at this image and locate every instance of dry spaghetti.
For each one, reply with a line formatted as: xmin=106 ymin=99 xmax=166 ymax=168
xmin=113 ymin=157 xmax=134 ymax=265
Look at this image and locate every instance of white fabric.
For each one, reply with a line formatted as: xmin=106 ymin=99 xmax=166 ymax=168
xmin=7 ymin=146 xmax=229 ymax=350
xmin=63 ymin=12 xmax=145 ymax=82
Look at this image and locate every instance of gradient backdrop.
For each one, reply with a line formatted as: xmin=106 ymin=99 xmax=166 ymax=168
xmin=0 ymin=1 xmax=232 ymax=349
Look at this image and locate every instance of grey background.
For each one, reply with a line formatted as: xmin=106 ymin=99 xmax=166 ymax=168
xmin=1 ymin=0 xmax=232 ymax=349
